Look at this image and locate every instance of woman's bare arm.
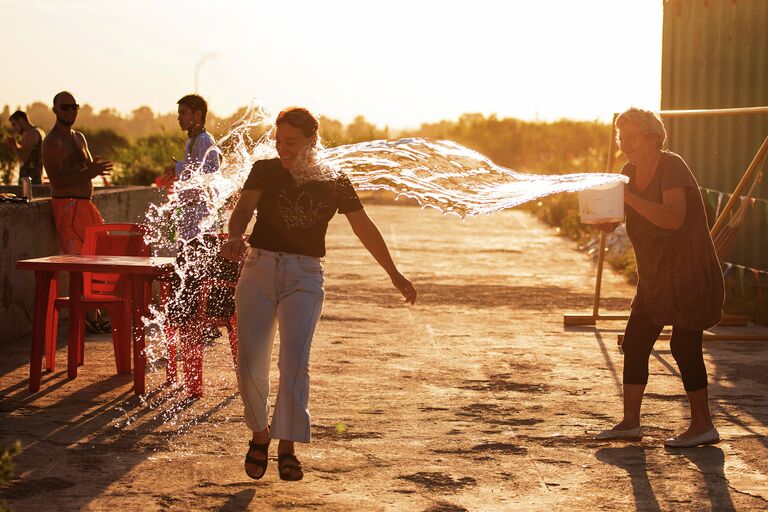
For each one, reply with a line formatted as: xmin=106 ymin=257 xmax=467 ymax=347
xmin=345 ymin=208 xmax=417 ymax=304
xmin=625 ymin=187 xmax=686 ymax=230
xmin=221 ymin=188 xmax=262 ymax=261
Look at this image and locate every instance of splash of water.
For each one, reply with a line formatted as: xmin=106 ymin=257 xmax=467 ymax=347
xmin=131 ymin=102 xmax=627 ymax=428
xmin=146 ymin=104 xmax=628 ymax=248
xmin=321 ymin=138 xmax=627 ymax=217
xmin=146 ymin=103 xmax=628 ymax=254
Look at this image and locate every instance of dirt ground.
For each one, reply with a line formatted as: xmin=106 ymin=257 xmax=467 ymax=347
xmin=2 ymin=204 xmax=768 ymax=512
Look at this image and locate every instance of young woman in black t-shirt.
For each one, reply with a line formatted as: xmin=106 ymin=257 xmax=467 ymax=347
xmin=221 ymin=108 xmax=417 ymax=481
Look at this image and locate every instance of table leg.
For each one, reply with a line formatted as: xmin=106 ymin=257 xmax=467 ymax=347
xmin=44 ymin=273 xmax=59 ymax=371
xmin=131 ymin=276 xmax=149 ymax=395
xmin=67 ymin=271 xmax=84 ymax=379
xmin=29 ymin=271 xmax=54 ymax=392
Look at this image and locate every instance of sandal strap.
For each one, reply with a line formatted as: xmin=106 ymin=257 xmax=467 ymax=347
xmin=278 ymin=453 xmax=303 ymax=481
xmin=245 ymin=440 xmax=270 ymax=467
xmin=278 ymin=453 xmax=301 ymax=465
xmin=278 ymin=453 xmax=302 ymax=472
xmin=245 ymin=454 xmax=268 ymax=467
xmin=84 ymin=319 xmax=102 ymax=334
xmin=248 ymin=440 xmax=270 ymax=455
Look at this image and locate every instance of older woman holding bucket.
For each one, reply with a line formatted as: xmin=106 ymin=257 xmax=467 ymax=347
xmin=221 ymin=107 xmax=417 ymax=480
xmin=595 ymin=107 xmax=724 ymax=447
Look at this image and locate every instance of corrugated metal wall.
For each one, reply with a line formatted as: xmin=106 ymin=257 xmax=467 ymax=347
xmin=661 ymin=0 xmax=768 ymax=270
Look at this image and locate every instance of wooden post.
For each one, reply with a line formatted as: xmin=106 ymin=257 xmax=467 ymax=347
xmin=564 ymin=114 xmax=625 ymax=325
xmin=592 ymin=233 xmax=607 ymax=318
xmin=710 ymin=135 xmax=768 ymax=239
xmin=592 ymin=114 xmax=619 ymax=318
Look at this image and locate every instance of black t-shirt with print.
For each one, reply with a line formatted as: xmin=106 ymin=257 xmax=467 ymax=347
xmin=242 ymin=158 xmax=364 ymax=257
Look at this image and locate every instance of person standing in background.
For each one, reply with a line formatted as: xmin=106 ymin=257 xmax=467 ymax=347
xmin=42 ymin=91 xmax=113 ymax=333
xmin=163 ymin=94 xmax=233 ymax=397
xmin=6 ymin=110 xmax=45 ymax=185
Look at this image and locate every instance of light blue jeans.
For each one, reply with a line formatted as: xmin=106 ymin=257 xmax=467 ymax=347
xmin=235 ymin=248 xmax=325 ymax=443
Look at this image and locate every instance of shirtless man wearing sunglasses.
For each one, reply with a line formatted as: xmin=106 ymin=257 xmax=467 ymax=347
xmin=42 ymin=91 xmax=113 ymax=255
xmin=42 ymin=91 xmax=114 ymax=332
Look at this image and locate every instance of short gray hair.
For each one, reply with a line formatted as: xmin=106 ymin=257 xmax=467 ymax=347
xmin=616 ymin=107 xmax=667 ymax=149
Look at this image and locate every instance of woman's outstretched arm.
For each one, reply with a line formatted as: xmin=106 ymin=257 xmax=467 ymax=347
xmin=345 ymin=208 xmax=417 ymax=305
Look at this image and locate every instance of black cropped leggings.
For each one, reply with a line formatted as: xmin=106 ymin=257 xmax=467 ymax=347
xmin=622 ymin=313 xmax=708 ymax=392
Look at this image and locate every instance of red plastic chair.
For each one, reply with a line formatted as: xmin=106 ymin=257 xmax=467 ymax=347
xmin=153 ymin=172 xmax=175 ymax=192
xmin=199 ymin=277 xmax=239 ymax=368
xmin=163 ymin=234 xmax=239 ymax=396
xmin=46 ymin=223 xmax=149 ymax=375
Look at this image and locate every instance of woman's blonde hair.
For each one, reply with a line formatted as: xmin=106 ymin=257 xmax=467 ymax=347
xmin=616 ymin=107 xmax=667 ymax=149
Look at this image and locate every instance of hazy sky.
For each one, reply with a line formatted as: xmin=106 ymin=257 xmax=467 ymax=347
xmin=2 ymin=0 xmax=663 ymax=128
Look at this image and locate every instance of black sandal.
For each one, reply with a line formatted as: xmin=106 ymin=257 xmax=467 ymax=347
xmin=244 ymin=440 xmax=270 ymax=480
xmin=277 ymin=453 xmax=303 ymax=481
xmin=95 ymin=311 xmax=111 ymax=332
xmin=84 ymin=319 xmax=102 ymax=334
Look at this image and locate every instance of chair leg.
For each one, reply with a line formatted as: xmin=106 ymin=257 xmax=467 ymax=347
xmin=107 ymin=304 xmax=121 ymax=374
xmin=46 ymin=307 xmax=59 ymax=372
xmin=78 ymin=311 xmax=86 ymax=367
xmin=119 ymin=300 xmax=132 ymax=374
xmin=160 ymin=281 xmax=178 ymax=386
xmin=180 ymin=324 xmax=204 ymax=397
xmin=78 ymin=333 xmax=85 ymax=366
xmin=45 ymin=275 xmax=60 ymax=371
xmin=144 ymin=281 xmax=152 ymax=313
xmin=165 ymin=324 xmax=178 ymax=386
xmin=109 ymin=302 xmax=132 ymax=375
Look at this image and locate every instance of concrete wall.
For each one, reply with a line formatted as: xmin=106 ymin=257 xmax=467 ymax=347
xmin=1 ymin=186 xmax=166 ymax=344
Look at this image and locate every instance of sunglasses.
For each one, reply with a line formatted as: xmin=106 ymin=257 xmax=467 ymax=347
xmin=59 ymin=103 xmax=80 ymax=112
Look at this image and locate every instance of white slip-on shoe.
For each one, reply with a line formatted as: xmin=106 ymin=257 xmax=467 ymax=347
xmin=595 ymin=426 xmax=643 ymax=441
xmin=664 ymin=427 xmax=720 ymax=448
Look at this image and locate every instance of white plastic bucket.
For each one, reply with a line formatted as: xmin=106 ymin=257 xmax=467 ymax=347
xmin=578 ymin=182 xmax=624 ymax=224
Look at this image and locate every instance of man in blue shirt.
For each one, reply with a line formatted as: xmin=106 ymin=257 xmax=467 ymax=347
xmin=164 ymin=94 xmax=232 ymax=397
xmin=164 ymin=94 xmax=221 ymax=240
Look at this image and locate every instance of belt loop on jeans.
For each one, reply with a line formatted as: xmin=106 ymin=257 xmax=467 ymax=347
xmin=253 ymin=247 xmax=260 ymax=263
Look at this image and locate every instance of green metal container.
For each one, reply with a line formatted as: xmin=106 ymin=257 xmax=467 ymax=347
xmin=661 ymin=0 xmax=767 ymax=271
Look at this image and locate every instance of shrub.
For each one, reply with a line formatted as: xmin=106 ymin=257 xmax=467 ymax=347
xmin=79 ymin=129 xmax=130 ymax=161
xmin=112 ymin=133 xmax=185 ymax=186
xmin=1 ymin=441 xmax=21 ymax=512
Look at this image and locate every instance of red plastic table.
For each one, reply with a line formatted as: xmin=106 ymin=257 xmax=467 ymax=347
xmin=16 ymin=254 xmax=175 ymax=395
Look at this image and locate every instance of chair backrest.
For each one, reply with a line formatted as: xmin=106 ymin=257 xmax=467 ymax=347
xmin=82 ymin=224 xmax=149 ymax=299
xmin=197 ymin=234 xmax=241 ymax=319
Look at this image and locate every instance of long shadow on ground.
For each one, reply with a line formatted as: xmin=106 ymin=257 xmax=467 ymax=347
xmin=0 ymin=333 xmax=240 ymax=510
